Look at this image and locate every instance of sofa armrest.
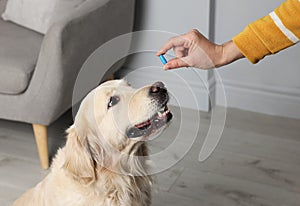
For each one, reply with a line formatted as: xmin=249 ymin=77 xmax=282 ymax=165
xmin=25 ymin=0 xmax=135 ymax=125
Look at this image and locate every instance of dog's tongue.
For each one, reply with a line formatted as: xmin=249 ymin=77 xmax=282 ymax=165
xmin=135 ymin=119 xmax=151 ymax=129
xmin=127 ymin=106 xmax=172 ymax=138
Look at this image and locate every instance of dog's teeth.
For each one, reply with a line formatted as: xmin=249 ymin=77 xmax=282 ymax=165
xmin=158 ymin=112 xmax=163 ymax=117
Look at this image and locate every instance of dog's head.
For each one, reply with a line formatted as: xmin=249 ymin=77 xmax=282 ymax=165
xmin=64 ymin=80 xmax=172 ymax=184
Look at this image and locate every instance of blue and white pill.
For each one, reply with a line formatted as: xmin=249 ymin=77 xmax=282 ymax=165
xmin=159 ymin=54 xmax=168 ymax=65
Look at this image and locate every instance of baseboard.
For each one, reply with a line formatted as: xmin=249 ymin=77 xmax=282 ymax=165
xmin=216 ymin=79 xmax=300 ymax=119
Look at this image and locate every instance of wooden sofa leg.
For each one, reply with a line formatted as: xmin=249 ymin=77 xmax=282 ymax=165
xmin=32 ymin=124 xmax=49 ymax=169
xmin=106 ymin=74 xmax=114 ymax=81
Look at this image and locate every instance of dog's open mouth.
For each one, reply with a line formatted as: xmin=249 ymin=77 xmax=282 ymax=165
xmin=126 ymin=105 xmax=173 ymax=138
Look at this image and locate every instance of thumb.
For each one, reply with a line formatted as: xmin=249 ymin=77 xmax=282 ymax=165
xmin=164 ymin=56 xmax=191 ymax=70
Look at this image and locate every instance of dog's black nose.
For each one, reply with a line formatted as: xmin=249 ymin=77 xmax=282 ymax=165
xmin=150 ymin=81 xmax=165 ymax=94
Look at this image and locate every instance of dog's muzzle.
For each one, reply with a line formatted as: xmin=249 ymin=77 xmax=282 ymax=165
xmin=126 ymin=82 xmax=173 ymax=138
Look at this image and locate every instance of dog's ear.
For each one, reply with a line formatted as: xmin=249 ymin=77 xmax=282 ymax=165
xmin=63 ymin=127 xmax=96 ymax=185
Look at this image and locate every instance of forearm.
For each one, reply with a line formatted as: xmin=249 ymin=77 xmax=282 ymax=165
xmin=232 ymin=0 xmax=300 ymax=63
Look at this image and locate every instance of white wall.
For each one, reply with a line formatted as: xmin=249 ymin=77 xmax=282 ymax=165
xmin=119 ymin=0 xmax=300 ymax=119
xmin=118 ymin=0 xmax=215 ymax=111
xmin=214 ymin=0 xmax=300 ymax=119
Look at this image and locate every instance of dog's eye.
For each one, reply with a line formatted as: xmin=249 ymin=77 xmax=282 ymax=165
xmin=108 ymin=96 xmax=120 ymax=109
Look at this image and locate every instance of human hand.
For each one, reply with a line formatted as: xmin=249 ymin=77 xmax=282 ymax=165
xmin=156 ymin=29 xmax=244 ymax=70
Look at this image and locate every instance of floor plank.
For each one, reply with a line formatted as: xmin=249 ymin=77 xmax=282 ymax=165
xmin=0 ymin=153 xmax=47 ymax=190
xmin=218 ymin=128 xmax=300 ymax=165
xmin=171 ymin=168 xmax=300 ymax=206
xmin=0 ymin=183 xmax=26 ymax=206
xmin=179 ymin=148 xmax=300 ymax=193
xmin=0 ymin=106 xmax=299 ymax=206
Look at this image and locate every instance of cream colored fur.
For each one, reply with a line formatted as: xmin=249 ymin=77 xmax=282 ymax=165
xmin=12 ymin=80 xmax=167 ymax=206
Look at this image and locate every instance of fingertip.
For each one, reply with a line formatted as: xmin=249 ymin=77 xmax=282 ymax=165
xmin=156 ymin=50 xmax=165 ymax=56
xmin=168 ymin=57 xmax=189 ymax=69
xmin=163 ymin=64 xmax=170 ymax=70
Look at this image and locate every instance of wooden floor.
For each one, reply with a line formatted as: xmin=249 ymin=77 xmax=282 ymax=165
xmin=0 ymin=106 xmax=300 ymax=206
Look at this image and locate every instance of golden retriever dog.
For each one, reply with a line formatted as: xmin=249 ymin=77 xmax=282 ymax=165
xmin=12 ymin=80 xmax=172 ymax=206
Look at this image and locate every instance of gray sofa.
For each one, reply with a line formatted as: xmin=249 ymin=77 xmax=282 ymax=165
xmin=0 ymin=0 xmax=135 ymax=169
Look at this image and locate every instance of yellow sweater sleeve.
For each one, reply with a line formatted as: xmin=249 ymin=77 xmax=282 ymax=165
xmin=232 ymin=0 xmax=300 ymax=63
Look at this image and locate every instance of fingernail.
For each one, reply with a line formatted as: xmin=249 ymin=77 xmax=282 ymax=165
xmin=157 ymin=50 xmax=165 ymax=55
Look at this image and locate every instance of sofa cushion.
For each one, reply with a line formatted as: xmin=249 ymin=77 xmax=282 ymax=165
xmin=1 ymin=0 xmax=55 ymax=34
xmin=0 ymin=0 xmax=7 ymax=14
xmin=0 ymin=18 xmax=43 ymax=95
xmin=1 ymin=0 xmax=100 ymax=34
